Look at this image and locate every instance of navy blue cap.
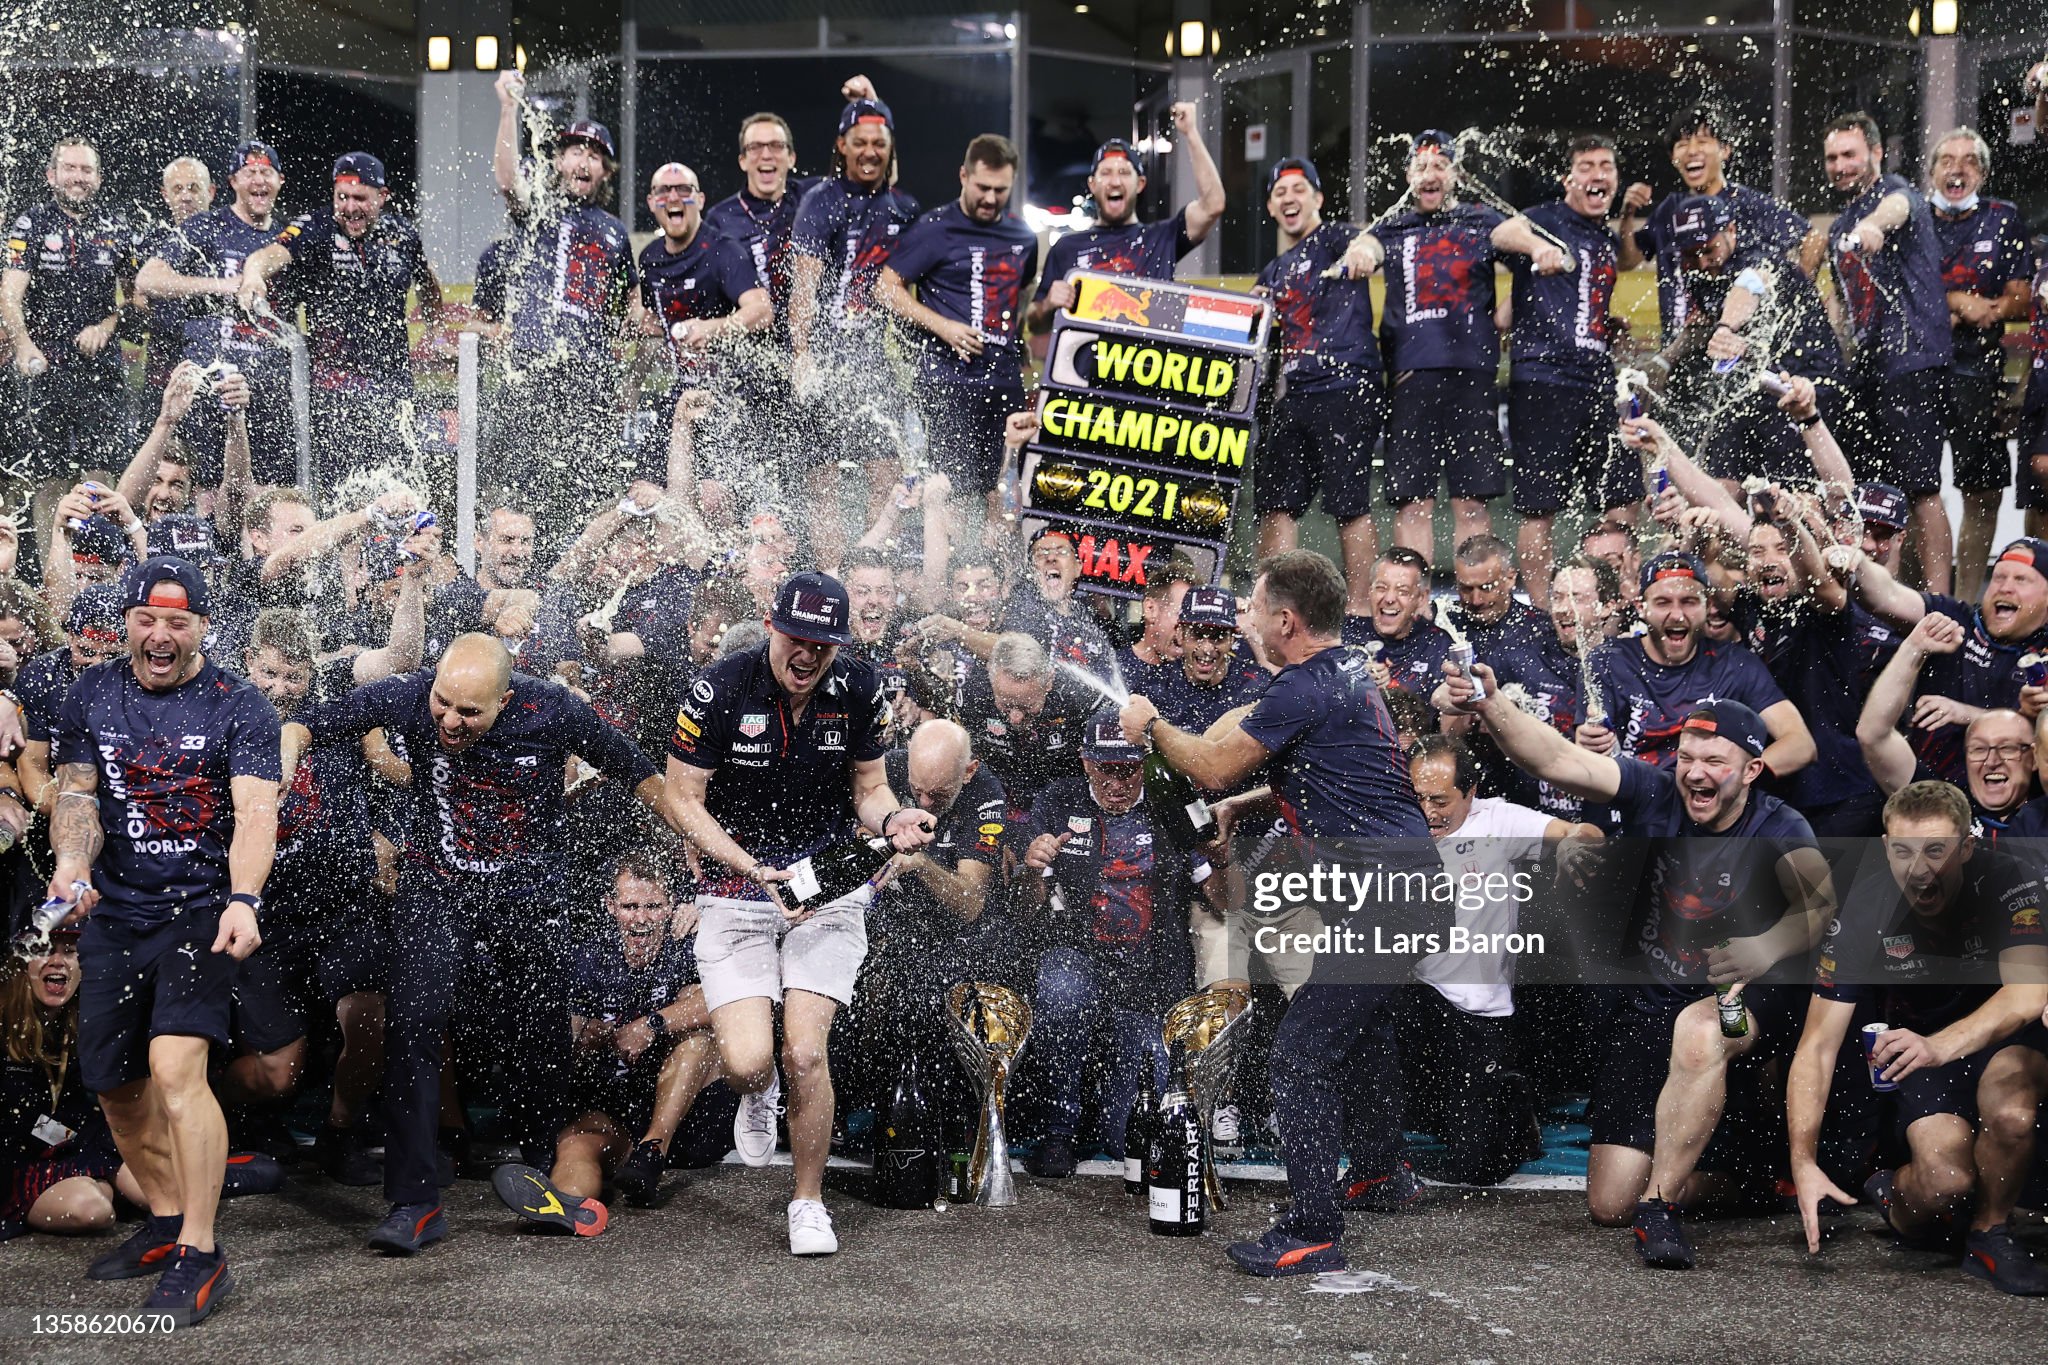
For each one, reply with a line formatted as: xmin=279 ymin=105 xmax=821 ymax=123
xmin=68 ymin=515 xmax=131 ymax=568
xmin=66 ymin=584 xmax=126 ymax=636
xmin=1670 ymin=194 xmax=1734 ymax=252
xmin=332 ymin=151 xmax=387 ymax=188
xmin=1640 ymin=550 xmax=1709 ymax=594
xmin=1179 ymin=585 xmax=1238 ymax=631
xmin=146 ymin=514 xmax=220 ymax=565
xmin=1027 ymin=522 xmax=1078 ymax=551
xmin=123 ymin=556 xmax=211 ymax=618
xmin=1266 ymin=157 xmax=1321 ymax=195
xmin=560 ymin=120 xmax=616 ymax=160
xmin=1092 ymin=138 xmax=1143 ymax=176
xmin=232 ymin=141 xmax=280 ymax=176
xmin=1412 ymin=129 xmax=1459 ymax=161
xmin=1682 ymin=700 xmax=1768 ymax=759
xmin=838 ymin=99 xmax=894 ymax=136
xmin=1852 ymin=481 xmax=1909 ymax=531
xmin=769 ymin=571 xmax=854 ymax=646
xmin=1996 ymin=537 xmax=2048 ymax=581
xmin=1082 ymin=708 xmax=1143 ymax=761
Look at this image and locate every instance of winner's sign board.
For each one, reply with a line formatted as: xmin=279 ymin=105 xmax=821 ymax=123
xmin=1024 ymin=272 xmax=1269 ymax=600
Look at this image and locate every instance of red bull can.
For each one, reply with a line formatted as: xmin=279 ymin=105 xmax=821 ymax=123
xmin=2022 ymin=653 xmax=2048 ymax=689
xmin=1447 ymin=642 xmax=1485 ymax=700
xmin=1863 ymin=1022 xmax=1897 ymax=1092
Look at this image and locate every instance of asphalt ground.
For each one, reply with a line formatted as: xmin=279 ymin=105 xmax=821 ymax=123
xmin=2 ymin=1159 xmax=2043 ymax=1364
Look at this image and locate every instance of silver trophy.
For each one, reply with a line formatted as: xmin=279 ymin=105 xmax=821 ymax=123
xmin=1163 ymin=986 xmax=1253 ymax=1212
xmin=943 ymin=982 xmax=1032 ymax=1207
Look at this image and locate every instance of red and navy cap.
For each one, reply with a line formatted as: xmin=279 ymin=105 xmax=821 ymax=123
xmin=1092 ymin=138 xmax=1144 ymax=176
xmin=1411 ymin=129 xmax=1459 ymax=161
xmin=1266 ymin=157 xmax=1321 ymax=195
xmin=560 ymin=120 xmax=617 ymax=160
xmin=1082 ymin=708 xmax=1144 ymax=761
xmin=1027 ymin=522 xmax=1077 ymax=552
xmin=332 ymin=151 xmax=387 ymax=188
xmin=1851 ymin=481 xmax=1908 ymax=531
xmin=68 ymin=515 xmax=132 ymax=569
xmin=769 ymin=570 xmax=854 ymax=646
xmin=837 ymin=98 xmax=894 ymax=137
xmin=66 ymin=584 xmax=126 ymax=638
xmin=145 ymin=513 xmax=220 ymax=566
xmin=1681 ymin=700 xmax=1768 ymax=760
xmin=123 ymin=556 xmax=211 ymax=618
xmin=1179 ymin=585 xmax=1238 ymax=631
xmin=1670 ymin=194 xmax=1734 ymax=252
xmin=1998 ymin=537 xmax=2048 ymax=582
xmin=1640 ymin=550 xmax=1708 ymax=595
xmin=232 ymin=141 xmax=281 ymax=176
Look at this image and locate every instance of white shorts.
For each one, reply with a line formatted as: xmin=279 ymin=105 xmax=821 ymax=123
xmin=695 ymin=886 xmax=872 ymax=1012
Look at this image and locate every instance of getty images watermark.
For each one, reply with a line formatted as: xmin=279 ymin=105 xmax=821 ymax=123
xmin=1247 ymin=862 xmax=1548 ymax=958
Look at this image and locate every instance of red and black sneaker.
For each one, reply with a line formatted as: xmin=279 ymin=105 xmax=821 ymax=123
xmin=141 ymin=1244 xmax=233 ymax=1328
xmin=1225 ymin=1224 xmax=1349 ymax=1278
xmin=492 ymin=1164 xmax=608 ymax=1238
xmin=366 ymin=1201 xmax=446 ymax=1256
xmin=87 ymin=1216 xmax=181 ymax=1281
xmin=1965 ymin=1225 xmax=2048 ymax=1295
xmin=1633 ymin=1199 xmax=1695 ymax=1269
xmin=221 ymin=1152 xmax=285 ymax=1199
xmin=1340 ymin=1160 xmax=1426 ymax=1213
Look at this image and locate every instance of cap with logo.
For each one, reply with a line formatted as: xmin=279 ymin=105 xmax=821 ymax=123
xmin=1092 ymin=138 xmax=1144 ymax=176
xmin=123 ymin=556 xmax=212 ymax=618
xmin=1027 ymin=523 xmax=1077 ymax=552
xmin=1082 ymin=709 xmax=1144 ymax=761
xmin=1670 ymin=194 xmax=1735 ymax=253
xmin=1997 ymin=537 xmax=2048 ymax=583
xmin=769 ymin=571 xmax=854 ymax=646
xmin=332 ymin=151 xmax=387 ymax=189
xmin=66 ymin=583 xmax=127 ymax=638
xmin=559 ymin=120 xmax=617 ymax=160
xmin=1179 ymin=585 xmax=1238 ymax=632
xmin=1640 ymin=550 xmax=1709 ymax=595
xmin=838 ymin=99 xmax=895 ymax=136
xmin=232 ymin=141 xmax=281 ymax=176
xmin=1681 ymin=700 xmax=1768 ymax=760
xmin=1851 ymin=481 xmax=1909 ymax=532
xmin=69 ymin=516 xmax=132 ymax=569
xmin=145 ymin=513 xmax=221 ymax=565
xmin=1411 ymin=129 xmax=1459 ymax=161
xmin=1266 ymin=157 xmax=1322 ymax=195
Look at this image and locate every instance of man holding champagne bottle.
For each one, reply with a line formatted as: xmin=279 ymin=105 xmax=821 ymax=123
xmin=665 ymin=571 xmax=934 ymax=1256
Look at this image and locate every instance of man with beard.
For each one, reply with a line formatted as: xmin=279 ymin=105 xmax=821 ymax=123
xmin=1788 ymin=781 xmax=2048 ymax=1295
xmin=840 ymin=548 xmax=913 ymax=740
xmin=921 ymin=526 xmax=1114 ymax=680
xmin=629 ymin=161 xmax=770 ymax=403
xmin=133 ymin=157 xmax=215 ymax=391
xmin=1923 ymin=128 xmax=2032 ymax=599
xmin=1444 ymin=677 xmax=1833 ymax=1270
xmin=1026 ymin=101 xmax=1224 ymax=329
xmin=425 ymin=498 xmax=557 ymax=664
xmin=488 ymin=72 xmax=637 ymax=528
xmin=3 ymin=138 xmax=132 ymax=503
xmin=1368 ymin=131 xmax=1508 ymax=559
xmin=1821 ymin=112 xmax=1955 ymax=591
xmin=789 ymin=98 xmax=922 ymax=572
xmin=1846 ymin=535 xmax=2048 ymax=784
xmin=879 ymin=134 xmax=1038 ymax=505
xmin=1342 ymin=547 xmax=1450 ymax=696
xmin=134 ymin=141 xmax=297 ymax=486
xmin=1548 ymin=554 xmax=1623 ymax=662
xmin=283 ymin=634 xmax=664 ymax=1255
xmin=234 ymin=152 xmax=444 ymax=483
xmin=1492 ymin=135 xmax=1630 ymax=603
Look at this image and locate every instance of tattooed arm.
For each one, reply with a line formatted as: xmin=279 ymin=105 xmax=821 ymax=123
xmin=46 ymin=761 xmax=103 ymax=921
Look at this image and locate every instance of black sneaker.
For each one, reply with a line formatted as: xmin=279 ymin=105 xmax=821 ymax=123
xmin=1965 ymin=1225 xmax=2048 ymax=1295
xmin=1340 ymin=1160 xmax=1426 ymax=1212
xmin=1225 ymin=1224 xmax=1348 ymax=1277
xmin=141 ymin=1245 xmax=232 ymax=1328
xmin=491 ymin=1164 xmax=609 ymax=1237
xmin=87 ymin=1216 xmax=182 ymax=1281
xmin=366 ymin=1202 xmax=446 ymax=1256
xmin=315 ymin=1125 xmax=382 ymax=1187
xmin=1633 ymin=1199 xmax=1695 ymax=1269
xmin=1027 ymin=1136 xmax=1076 ymax=1179
xmin=613 ymin=1140 xmax=668 ymax=1207
xmin=220 ymin=1152 xmax=284 ymax=1198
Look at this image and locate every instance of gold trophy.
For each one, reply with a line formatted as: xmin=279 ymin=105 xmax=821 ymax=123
xmin=1163 ymin=986 xmax=1253 ymax=1212
xmin=944 ymin=982 xmax=1033 ymax=1207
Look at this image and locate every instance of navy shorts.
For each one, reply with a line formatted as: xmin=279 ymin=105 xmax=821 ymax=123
xmin=2020 ymin=406 xmax=2048 ymax=511
xmin=78 ymin=907 xmax=235 ymax=1094
xmin=232 ymin=901 xmax=390 ymax=1055
xmin=1587 ymin=983 xmax=1802 ymax=1155
xmin=919 ymin=379 xmax=1023 ymax=498
xmin=1507 ymin=380 xmax=1637 ymax=515
xmin=1891 ymin=1020 xmax=2048 ymax=1134
xmin=1948 ymin=372 xmax=2011 ymax=492
xmin=1848 ymin=366 xmax=1950 ymax=495
xmin=1381 ymin=367 xmax=1506 ymax=505
xmin=1254 ymin=381 xmax=1386 ymax=519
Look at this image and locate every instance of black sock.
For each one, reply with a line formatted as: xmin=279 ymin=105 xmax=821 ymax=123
xmin=149 ymin=1212 xmax=184 ymax=1237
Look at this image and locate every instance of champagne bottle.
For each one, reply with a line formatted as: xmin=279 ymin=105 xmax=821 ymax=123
xmin=1148 ymin=1048 xmax=1206 ymax=1236
xmin=783 ymin=833 xmax=894 ymax=912
xmin=1144 ymin=749 xmax=1215 ymax=852
xmin=1123 ymin=1081 xmax=1158 ymax=1196
xmin=872 ymin=1052 xmax=942 ymax=1208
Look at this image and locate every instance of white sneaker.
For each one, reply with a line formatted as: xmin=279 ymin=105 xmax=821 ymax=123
xmin=1211 ymin=1104 xmax=1242 ymax=1145
xmin=788 ymin=1198 xmax=838 ymax=1256
xmin=734 ymin=1069 xmax=781 ymax=1167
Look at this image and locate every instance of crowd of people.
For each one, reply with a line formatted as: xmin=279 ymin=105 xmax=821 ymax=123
xmin=2 ymin=52 xmax=2048 ymax=1330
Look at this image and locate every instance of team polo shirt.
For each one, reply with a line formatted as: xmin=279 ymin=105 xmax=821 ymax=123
xmin=1931 ymin=199 xmax=2031 ymax=380
xmin=636 ymin=228 xmax=759 ymax=384
xmin=788 ymin=177 xmax=921 ymax=351
xmin=1827 ymin=175 xmax=1954 ymax=381
xmin=155 ymin=206 xmax=288 ymax=368
xmin=953 ymin=667 xmax=1092 ymax=810
xmin=1735 ymin=597 xmax=1897 ymax=809
xmin=704 ymin=175 xmax=821 ymax=328
xmin=1909 ymin=591 xmax=2048 ymax=783
xmin=4 ymin=199 xmax=131 ymax=351
xmin=274 ymin=208 xmax=432 ymax=387
xmin=1633 ymin=183 xmax=1807 ymax=338
xmin=502 ymin=201 xmax=636 ymax=362
xmin=1589 ymin=635 xmax=1788 ymax=769
xmin=1341 ymin=617 xmax=1452 ymax=695
xmin=883 ymin=201 xmax=1038 ymax=385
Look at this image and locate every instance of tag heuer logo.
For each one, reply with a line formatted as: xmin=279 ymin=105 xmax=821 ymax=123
xmin=1883 ymin=934 xmax=1915 ymax=959
xmin=1068 ymin=816 xmax=1093 ymax=834
xmin=739 ymin=713 xmax=769 ymax=738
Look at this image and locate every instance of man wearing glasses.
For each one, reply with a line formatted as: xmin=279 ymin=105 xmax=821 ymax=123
xmin=630 ymin=161 xmax=770 ymax=396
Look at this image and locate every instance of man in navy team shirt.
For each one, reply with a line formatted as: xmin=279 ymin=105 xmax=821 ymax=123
xmin=879 ymin=133 xmax=1039 ymax=504
xmin=1025 ymin=100 xmax=1226 ymax=329
xmin=285 ymin=633 xmax=663 ymax=1256
xmin=1119 ymin=550 xmax=1443 ymax=1278
xmin=1492 ymin=135 xmax=1629 ymax=606
xmin=1253 ymin=158 xmax=1390 ymax=611
xmin=15 ymin=585 xmax=126 ymax=826
xmin=1149 ymin=585 xmax=1270 ymax=737
xmin=1342 ymin=547 xmax=1451 ymax=697
xmin=1924 ymin=128 xmax=2033 ymax=599
xmin=1366 ymin=131 xmax=1509 ymax=561
xmin=235 ymin=152 xmax=445 ymax=483
xmin=135 ymin=141 xmax=297 ymax=485
xmin=788 ymin=97 xmax=922 ymax=571
xmin=630 ymin=161 xmax=770 ymax=399
xmin=48 ymin=556 xmax=281 ymax=1327
xmin=1822 ymin=111 xmax=1956 ymax=593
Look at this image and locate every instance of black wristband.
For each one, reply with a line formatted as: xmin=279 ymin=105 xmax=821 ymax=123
xmin=229 ymin=892 xmax=262 ymax=912
xmin=1794 ymin=411 xmax=1822 ymax=429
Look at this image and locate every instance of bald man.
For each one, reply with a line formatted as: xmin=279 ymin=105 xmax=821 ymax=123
xmin=286 ymin=634 xmax=665 ymax=1254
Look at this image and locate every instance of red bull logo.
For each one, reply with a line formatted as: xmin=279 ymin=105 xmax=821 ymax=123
xmin=1077 ymin=279 xmax=1153 ymax=327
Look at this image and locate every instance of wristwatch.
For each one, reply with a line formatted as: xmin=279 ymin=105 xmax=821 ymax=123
xmin=230 ymin=892 xmax=263 ymax=916
xmin=644 ymin=1012 xmax=669 ymax=1038
xmin=1143 ymin=716 xmax=1160 ymax=748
